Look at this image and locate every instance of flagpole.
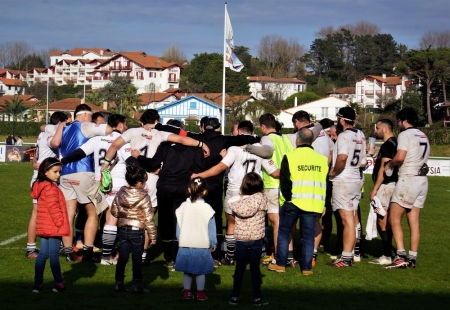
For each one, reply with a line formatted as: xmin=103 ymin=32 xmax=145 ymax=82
xmin=221 ymin=2 xmax=227 ymax=135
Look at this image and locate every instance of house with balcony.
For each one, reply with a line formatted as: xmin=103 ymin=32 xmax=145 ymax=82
xmin=47 ymin=58 xmax=106 ymax=86
xmin=139 ymin=92 xmax=180 ymax=110
xmin=49 ymin=48 xmax=115 ymax=66
xmin=355 ymin=74 xmax=408 ymax=108
xmin=0 ymin=79 xmax=23 ymax=96
xmin=0 ymin=69 xmax=27 ymax=81
xmin=248 ymin=76 xmax=306 ymax=101
xmin=91 ymin=52 xmax=182 ymax=94
xmin=327 ymin=87 xmax=356 ymax=103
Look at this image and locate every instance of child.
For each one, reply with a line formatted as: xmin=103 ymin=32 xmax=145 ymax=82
xmin=175 ymin=177 xmax=217 ymax=301
xmin=111 ymin=165 xmax=157 ymax=294
xmin=32 ymin=157 xmax=70 ymax=293
xmin=228 ymin=172 xmax=269 ymax=306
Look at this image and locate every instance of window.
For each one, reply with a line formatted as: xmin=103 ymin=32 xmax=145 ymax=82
xmin=190 ymin=102 xmax=197 ymax=109
xmin=322 ymin=107 xmax=329 ymax=117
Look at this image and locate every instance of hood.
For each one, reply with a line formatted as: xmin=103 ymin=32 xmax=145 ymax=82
xmin=202 ymin=130 xmax=222 ymax=141
xmin=31 ymin=181 xmax=52 ymax=199
xmin=115 ymin=187 xmax=148 ymax=208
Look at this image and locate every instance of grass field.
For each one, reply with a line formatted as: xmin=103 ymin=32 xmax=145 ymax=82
xmin=0 ymin=163 xmax=449 ymax=310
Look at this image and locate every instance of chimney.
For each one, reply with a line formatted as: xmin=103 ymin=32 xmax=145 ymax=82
xmin=100 ymin=50 xmax=104 ymax=56
xmin=82 ymin=50 xmax=86 ymax=54
xmin=294 ymin=97 xmax=298 ymax=107
xmin=382 ymin=73 xmax=386 ymax=79
xmin=103 ymin=101 xmax=108 ymax=110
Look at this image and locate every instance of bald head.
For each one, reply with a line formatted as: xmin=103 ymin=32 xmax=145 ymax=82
xmin=296 ymin=128 xmax=313 ymax=146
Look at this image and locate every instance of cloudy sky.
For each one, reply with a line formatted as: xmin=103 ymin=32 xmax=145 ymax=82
xmin=3 ymin=0 xmax=449 ymax=59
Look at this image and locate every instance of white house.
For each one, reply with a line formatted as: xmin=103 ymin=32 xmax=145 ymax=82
xmin=327 ymin=87 xmax=356 ymax=103
xmin=248 ymin=76 xmax=306 ymax=101
xmin=91 ymin=52 xmax=182 ymax=94
xmin=49 ymin=48 xmax=115 ymax=66
xmin=139 ymin=92 xmax=180 ymax=110
xmin=278 ymin=97 xmax=349 ymax=128
xmin=156 ymin=95 xmax=222 ymax=125
xmin=355 ymin=74 xmax=408 ymax=108
xmin=0 ymin=78 xmax=23 ymax=96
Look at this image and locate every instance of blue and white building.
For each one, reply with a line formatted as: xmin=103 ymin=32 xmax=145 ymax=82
xmin=156 ymin=95 xmax=222 ymax=125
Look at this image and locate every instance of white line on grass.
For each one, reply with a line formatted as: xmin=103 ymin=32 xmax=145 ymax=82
xmin=0 ymin=233 xmax=27 ymax=246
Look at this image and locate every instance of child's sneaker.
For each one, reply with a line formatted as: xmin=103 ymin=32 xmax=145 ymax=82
xmin=228 ymin=297 xmax=239 ymax=305
xmin=253 ymin=297 xmax=269 ymax=306
xmin=52 ymin=282 xmax=66 ymax=293
xmin=182 ymin=289 xmax=194 ymax=300
xmin=197 ymin=290 xmax=208 ymax=301
xmin=32 ymin=284 xmax=43 ymax=293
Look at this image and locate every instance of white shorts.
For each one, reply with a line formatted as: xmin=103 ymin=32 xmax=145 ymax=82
xmin=391 ymin=176 xmax=428 ymax=209
xmin=145 ymin=173 xmax=159 ymax=208
xmin=31 ymin=171 xmax=38 ymax=204
xmin=59 ymin=172 xmax=95 ymax=204
xmin=224 ymin=189 xmax=240 ymax=215
xmin=331 ymin=181 xmax=361 ymax=212
xmin=265 ymin=188 xmax=280 ymax=214
xmin=377 ymin=182 xmax=396 ymax=208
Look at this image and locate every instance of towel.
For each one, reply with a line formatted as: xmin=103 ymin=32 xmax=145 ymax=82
xmin=365 ymin=196 xmax=384 ymax=240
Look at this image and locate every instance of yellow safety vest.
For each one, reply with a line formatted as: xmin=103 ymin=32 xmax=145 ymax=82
xmin=262 ymin=133 xmax=293 ymax=189
xmin=286 ymin=147 xmax=329 ymax=213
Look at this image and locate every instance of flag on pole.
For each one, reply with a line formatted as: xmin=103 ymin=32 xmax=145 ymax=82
xmin=224 ymin=6 xmax=244 ymax=72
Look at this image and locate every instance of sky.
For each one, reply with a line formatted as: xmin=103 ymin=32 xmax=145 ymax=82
xmin=3 ymin=0 xmax=450 ymax=60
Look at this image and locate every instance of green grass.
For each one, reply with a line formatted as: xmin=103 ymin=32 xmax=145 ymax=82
xmin=0 ymin=163 xmax=449 ymax=310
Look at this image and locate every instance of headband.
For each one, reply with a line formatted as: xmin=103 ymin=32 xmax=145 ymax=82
xmin=193 ymin=178 xmax=202 ymax=185
xmin=46 ymin=161 xmax=61 ymax=170
xmin=336 ymin=113 xmax=354 ymax=122
xmin=76 ymin=111 xmax=93 ymax=116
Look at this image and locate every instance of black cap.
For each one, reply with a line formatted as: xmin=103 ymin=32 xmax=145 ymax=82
xmin=205 ymin=117 xmax=221 ymax=130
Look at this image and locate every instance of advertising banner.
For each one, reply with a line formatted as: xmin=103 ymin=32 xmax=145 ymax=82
xmin=364 ymin=156 xmax=450 ymax=177
xmin=0 ymin=145 xmax=35 ymax=163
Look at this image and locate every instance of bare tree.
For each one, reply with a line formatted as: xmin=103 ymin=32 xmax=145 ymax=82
xmin=257 ymin=35 xmax=305 ymax=78
xmin=315 ymin=21 xmax=380 ymax=38
xmin=340 ymin=21 xmax=380 ymax=36
xmin=419 ymin=30 xmax=450 ymax=49
xmin=37 ymin=47 xmax=62 ymax=67
xmin=0 ymin=41 xmax=33 ymax=70
xmin=161 ymin=44 xmax=188 ymax=66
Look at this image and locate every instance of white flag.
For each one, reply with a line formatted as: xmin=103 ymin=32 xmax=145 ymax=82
xmin=224 ymin=6 xmax=244 ymax=72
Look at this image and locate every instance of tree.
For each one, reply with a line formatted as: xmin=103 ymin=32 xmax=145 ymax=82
xmin=245 ymin=100 xmax=279 ymax=126
xmin=161 ymin=44 xmax=187 ymax=66
xmin=180 ymin=52 xmax=250 ymax=94
xmin=282 ymin=92 xmax=321 ymax=109
xmin=257 ymin=35 xmax=305 ymax=78
xmin=400 ymin=47 xmax=450 ymax=124
xmin=24 ymin=81 xmax=47 ymax=100
xmin=0 ymin=41 xmax=33 ymax=70
xmin=315 ymin=21 xmax=380 ymax=38
xmin=3 ymin=96 xmax=26 ymax=132
xmin=8 ymin=53 xmax=45 ymax=71
xmin=419 ymin=30 xmax=450 ymax=49
xmin=85 ymin=91 xmax=104 ymax=107
xmin=100 ymin=76 xmax=132 ymax=112
xmin=121 ymin=84 xmax=140 ymax=117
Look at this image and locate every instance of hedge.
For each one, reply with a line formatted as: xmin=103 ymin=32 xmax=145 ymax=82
xmin=0 ymin=121 xmax=45 ymax=137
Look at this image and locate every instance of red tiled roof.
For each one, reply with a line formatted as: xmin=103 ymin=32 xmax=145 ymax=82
xmin=139 ymin=92 xmax=177 ymax=105
xmin=33 ymin=98 xmax=109 ymax=112
xmin=98 ymin=52 xmax=182 ymax=70
xmin=248 ymin=76 xmax=306 ymax=83
xmin=0 ymin=78 xmax=23 ymax=86
xmin=327 ymin=87 xmax=356 ymax=94
xmin=51 ymin=48 xmax=114 ymax=57
xmin=0 ymin=95 xmax=41 ymax=111
xmin=358 ymin=75 xmax=403 ymax=86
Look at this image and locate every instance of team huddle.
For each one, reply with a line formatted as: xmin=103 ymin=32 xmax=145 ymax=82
xmin=27 ymin=104 xmax=430 ymax=305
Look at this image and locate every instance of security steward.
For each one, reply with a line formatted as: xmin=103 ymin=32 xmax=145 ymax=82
xmin=268 ymin=128 xmax=328 ymax=275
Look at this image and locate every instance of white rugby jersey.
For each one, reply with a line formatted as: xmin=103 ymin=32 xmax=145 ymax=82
xmin=397 ymin=128 xmax=430 ymax=176
xmin=45 ymin=123 xmax=107 ymax=139
xmin=286 ymin=127 xmax=333 ymax=159
xmin=120 ymin=127 xmax=171 ymax=158
xmin=331 ymin=128 xmax=366 ymax=182
xmin=31 ymin=129 xmax=58 ymax=185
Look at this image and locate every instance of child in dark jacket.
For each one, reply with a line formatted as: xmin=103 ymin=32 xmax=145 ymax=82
xmin=31 ymin=158 xmax=70 ymax=293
